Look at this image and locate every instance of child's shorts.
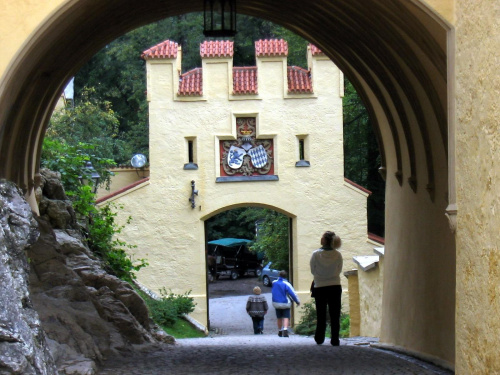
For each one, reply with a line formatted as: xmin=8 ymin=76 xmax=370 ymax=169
xmin=275 ymin=308 xmax=291 ymax=319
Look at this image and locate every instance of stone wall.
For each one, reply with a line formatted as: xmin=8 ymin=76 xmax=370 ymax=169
xmin=455 ymin=1 xmax=500 ymax=373
xmin=1 ymin=172 xmax=173 ymax=374
xmin=0 ymin=180 xmax=57 ymax=374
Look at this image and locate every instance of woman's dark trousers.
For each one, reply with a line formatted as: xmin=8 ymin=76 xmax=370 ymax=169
xmin=313 ymin=285 xmax=342 ymax=345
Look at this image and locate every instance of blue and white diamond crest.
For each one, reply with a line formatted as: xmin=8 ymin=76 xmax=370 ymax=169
xmin=248 ymin=145 xmax=268 ymax=168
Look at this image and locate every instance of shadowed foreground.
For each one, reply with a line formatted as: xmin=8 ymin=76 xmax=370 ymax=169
xmin=98 ymin=335 xmax=453 ymax=375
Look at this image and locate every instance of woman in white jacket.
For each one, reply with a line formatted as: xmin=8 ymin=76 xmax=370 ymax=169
xmin=310 ymin=231 xmax=343 ymax=346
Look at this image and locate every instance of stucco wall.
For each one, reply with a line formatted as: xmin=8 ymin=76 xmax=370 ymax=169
xmin=455 ymin=1 xmax=500 ymax=373
xmin=358 ymin=256 xmax=383 ymax=338
xmin=104 ymin=44 xmax=374 ymax=327
xmin=0 ymin=0 xmax=64 ymax=75
xmin=381 ymin=173 xmax=455 ymax=367
xmin=96 ymin=167 xmax=150 ymax=199
xmin=345 ymin=247 xmax=384 ymax=338
xmin=344 ymin=270 xmax=361 ymax=337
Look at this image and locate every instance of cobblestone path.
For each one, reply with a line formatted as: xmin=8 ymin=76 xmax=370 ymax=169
xmin=98 ymin=335 xmax=453 ymax=375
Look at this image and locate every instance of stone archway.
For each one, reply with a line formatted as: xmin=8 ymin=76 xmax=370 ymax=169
xmin=0 ymin=0 xmax=468 ymax=371
xmin=203 ymin=206 xmax=291 ymax=335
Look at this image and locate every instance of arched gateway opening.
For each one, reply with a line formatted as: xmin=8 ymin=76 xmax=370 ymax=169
xmin=204 ymin=206 xmax=292 ymax=335
xmin=0 ymin=0 xmax=456 ymax=370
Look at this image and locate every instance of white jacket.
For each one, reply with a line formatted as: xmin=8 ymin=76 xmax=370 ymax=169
xmin=310 ymin=248 xmax=343 ymax=287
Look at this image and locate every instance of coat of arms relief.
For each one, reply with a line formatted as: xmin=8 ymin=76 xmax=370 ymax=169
xmin=220 ymin=117 xmax=274 ymax=177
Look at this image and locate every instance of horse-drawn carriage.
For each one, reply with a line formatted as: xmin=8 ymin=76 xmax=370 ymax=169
xmin=207 ymin=238 xmax=263 ymax=280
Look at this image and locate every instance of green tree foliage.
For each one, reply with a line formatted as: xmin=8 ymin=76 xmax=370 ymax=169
xmin=47 ymin=87 xmax=131 ymax=164
xmin=41 ymin=138 xmax=114 ymax=194
xmin=205 ymin=207 xmax=268 ymax=241
xmin=250 ymin=210 xmax=289 ymax=270
xmin=343 ymin=78 xmax=385 ymax=236
xmin=41 ymin=137 xmax=147 ymax=282
xmin=206 ymin=207 xmax=290 ymax=270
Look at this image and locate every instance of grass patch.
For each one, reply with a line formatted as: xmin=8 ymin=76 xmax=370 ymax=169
xmin=163 ymin=318 xmax=206 ymax=339
xmin=135 ymin=287 xmax=206 ymax=338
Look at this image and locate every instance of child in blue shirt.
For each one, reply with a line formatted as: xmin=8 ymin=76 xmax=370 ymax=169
xmin=271 ymin=270 xmax=300 ymax=337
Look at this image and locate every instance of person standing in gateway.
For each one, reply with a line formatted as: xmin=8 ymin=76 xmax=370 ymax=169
xmin=310 ymin=231 xmax=343 ymax=346
xmin=271 ymin=270 xmax=300 ymax=337
xmin=246 ymin=286 xmax=268 ymax=334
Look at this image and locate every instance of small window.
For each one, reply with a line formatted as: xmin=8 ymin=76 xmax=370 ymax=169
xmin=184 ymin=137 xmax=198 ymax=170
xmin=299 ymin=139 xmax=305 ymax=160
xmin=295 ymin=135 xmax=310 ymax=167
xmin=188 ymin=140 xmax=194 ymax=163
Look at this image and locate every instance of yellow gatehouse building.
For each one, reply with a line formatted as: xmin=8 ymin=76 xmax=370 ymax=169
xmin=97 ymin=39 xmax=378 ymax=328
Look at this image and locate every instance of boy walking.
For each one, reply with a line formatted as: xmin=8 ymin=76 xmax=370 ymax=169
xmin=271 ymin=270 xmax=300 ymax=337
xmin=246 ymin=286 xmax=268 ymax=334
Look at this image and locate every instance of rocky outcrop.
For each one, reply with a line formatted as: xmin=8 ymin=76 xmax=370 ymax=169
xmin=0 ymin=171 xmax=174 ymax=375
xmin=37 ymin=170 xmax=77 ymax=230
xmin=0 ymin=180 xmax=57 ymax=375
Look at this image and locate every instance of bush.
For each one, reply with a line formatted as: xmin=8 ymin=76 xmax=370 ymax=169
xmin=340 ymin=312 xmax=350 ymax=338
xmin=41 ymin=137 xmax=115 ymax=194
xmin=294 ymin=301 xmax=318 ymax=335
xmin=294 ymin=301 xmax=350 ymax=338
xmin=142 ymin=289 xmax=196 ymax=328
xmin=42 ymin=135 xmax=145 ymax=282
xmin=87 ymin=203 xmax=148 ymax=282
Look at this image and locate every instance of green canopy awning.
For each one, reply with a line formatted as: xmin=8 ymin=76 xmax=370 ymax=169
xmin=207 ymin=238 xmax=253 ymax=247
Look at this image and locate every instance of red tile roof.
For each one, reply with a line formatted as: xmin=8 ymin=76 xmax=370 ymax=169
xmin=200 ymin=40 xmax=234 ymax=58
xmin=143 ymin=39 xmax=322 ymax=96
xmin=344 ymin=178 xmax=373 ymax=195
xmin=287 ymin=66 xmax=313 ymax=93
xmin=368 ymin=232 xmax=385 ymax=245
xmin=255 ymin=39 xmax=288 ymax=57
xmin=178 ymin=68 xmax=203 ymax=96
xmin=142 ymin=40 xmax=178 ymax=59
xmin=309 ymin=44 xmax=324 ymax=56
xmin=233 ymin=67 xmax=258 ymax=94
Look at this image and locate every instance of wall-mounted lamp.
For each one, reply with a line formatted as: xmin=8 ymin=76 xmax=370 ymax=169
xmin=203 ymin=0 xmax=237 ymax=38
xmin=189 ymin=180 xmax=199 ymax=209
xmin=79 ymin=161 xmax=101 ymax=194
xmin=131 ymin=153 xmax=148 ymax=178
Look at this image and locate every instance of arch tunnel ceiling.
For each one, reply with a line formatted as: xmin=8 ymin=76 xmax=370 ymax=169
xmin=0 ymin=0 xmax=448 ymax=198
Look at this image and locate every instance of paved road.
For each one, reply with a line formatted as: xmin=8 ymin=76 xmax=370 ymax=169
xmin=209 ymin=293 xmax=278 ymax=335
xmin=98 ymin=335 xmax=452 ymax=375
xmin=98 ymin=294 xmax=453 ymax=374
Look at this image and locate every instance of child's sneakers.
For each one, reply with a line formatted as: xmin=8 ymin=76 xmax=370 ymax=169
xmin=283 ymin=330 xmax=289 ymax=337
xmin=278 ymin=330 xmax=283 ymax=337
